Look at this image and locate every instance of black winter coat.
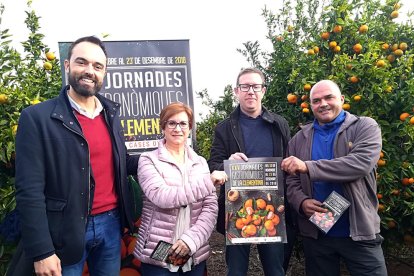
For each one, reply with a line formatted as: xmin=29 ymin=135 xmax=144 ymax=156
xmin=14 ymin=86 xmax=138 ymax=265
xmin=207 ymin=105 xmax=290 ymax=234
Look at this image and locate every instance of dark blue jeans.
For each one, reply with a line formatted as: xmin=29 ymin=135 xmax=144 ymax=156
xmin=62 ymin=208 xmax=121 ymax=276
xmin=226 ymin=243 xmax=284 ymax=276
xmin=141 ymin=260 xmax=206 ymax=276
xmin=303 ymin=234 xmax=387 ymax=276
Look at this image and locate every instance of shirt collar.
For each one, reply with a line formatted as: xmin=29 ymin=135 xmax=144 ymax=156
xmin=67 ymin=92 xmax=103 ymax=119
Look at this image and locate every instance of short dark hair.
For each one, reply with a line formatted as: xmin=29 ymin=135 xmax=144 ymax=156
xmin=160 ymin=102 xmax=194 ymax=130
xmin=67 ymin=36 xmax=107 ymax=61
xmin=236 ymin=68 xmax=266 ymax=86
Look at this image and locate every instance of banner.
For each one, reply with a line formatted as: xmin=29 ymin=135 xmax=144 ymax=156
xmin=58 ymin=40 xmax=194 ymax=154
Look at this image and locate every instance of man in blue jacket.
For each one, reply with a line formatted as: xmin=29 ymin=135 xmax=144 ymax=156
xmin=281 ymin=80 xmax=387 ymax=276
xmin=13 ymin=36 xmax=139 ymax=275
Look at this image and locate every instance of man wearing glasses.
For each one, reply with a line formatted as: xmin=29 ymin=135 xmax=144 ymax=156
xmin=208 ymin=68 xmax=292 ymax=276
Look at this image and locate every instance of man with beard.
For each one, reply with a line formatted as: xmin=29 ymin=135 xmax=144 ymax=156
xmin=12 ymin=36 xmax=139 ymax=276
xmin=281 ymin=80 xmax=387 ymax=276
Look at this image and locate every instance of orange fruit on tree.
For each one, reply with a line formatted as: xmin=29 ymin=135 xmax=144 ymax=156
xmin=43 ymin=62 xmax=52 ymax=70
xmin=345 ymin=64 xmax=353 ymax=70
xmin=359 ymin=24 xmax=368 ymax=33
xmin=400 ymin=112 xmax=410 ymax=121
xmin=313 ymin=46 xmax=320 ymax=53
xmin=256 ymin=198 xmax=266 ymax=210
xmin=353 ymin=43 xmax=363 ymax=53
xmin=376 ymin=60 xmax=385 ymax=68
xmin=394 ymin=3 xmax=401 ymax=10
xmin=120 ymin=268 xmax=140 ymax=276
xmin=377 ymin=159 xmax=386 ymax=167
xmin=381 ymin=43 xmax=389 ymax=50
xmin=399 ymin=42 xmax=408 ymax=51
xmin=333 ymin=25 xmax=342 ymax=33
xmin=302 ymin=108 xmax=310 ymax=114
xmin=409 ymin=178 xmax=414 ymax=184
xmin=377 ymin=193 xmax=383 ymax=199
xmin=287 ymin=93 xmax=298 ymax=104
xmin=333 ymin=45 xmax=341 ymax=53
xmin=304 ymin=84 xmax=312 ymax=91
xmin=402 ymin=178 xmax=410 ymax=186
xmin=391 ymin=189 xmax=400 ymax=196
xmin=31 ymin=99 xmax=41 ymax=105
xmin=391 ymin=43 xmax=399 ymax=51
xmin=276 ymin=35 xmax=284 ymax=42
xmin=0 ymin=94 xmax=8 ymax=104
xmin=390 ymin=10 xmax=399 ymax=19
xmin=321 ymin=32 xmax=330 ymax=40
xmin=45 ymin=51 xmax=56 ymax=61
xmin=410 ymin=117 xmax=414 ymax=125
xmin=385 ymin=86 xmax=393 ymax=93
xmin=353 ymin=95 xmax=361 ymax=102
xmin=307 ymin=49 xmax=315 ymax=55
xmin=378 ymin=204 xmax=385 ymax=212
xmin=12 ymin=125 xmax=18 ymax=136
xmin=301 ymin=102 xmax=309 ymax=108
xmin=387 ymin=54 xmax=396 ymax=63
xmin=387 ymin=220 xmax=396 ymax=229
xmin=329 ymin=41 xmax=337 ymax=48
xmin=380 ymin=151 xmax=384 ymax=158
xmin=301 ymin=94 xmax=309 ymax=101
xmin=394 ymin=49 xmax=403 ymax=56
xmin=342 ymin=103 xmax=351 ymax=110
xmin=349 ymin=76 xmax=359 ymax=83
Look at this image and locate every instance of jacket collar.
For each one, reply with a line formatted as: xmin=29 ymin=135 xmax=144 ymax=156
xmin=50 ymin=85 xmax=120 ymax=132
xmin=157 ymin=138 xmax=199 ymax=166
xmin=301 ymin=111 xmax=359 ymax=138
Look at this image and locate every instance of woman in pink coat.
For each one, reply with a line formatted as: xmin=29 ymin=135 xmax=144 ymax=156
xmin=134 ymin=102 xmax=226 ymax=275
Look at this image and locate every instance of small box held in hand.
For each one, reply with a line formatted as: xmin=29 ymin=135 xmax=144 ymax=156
xmin=309 ymin=191 xmax=350 ymax=233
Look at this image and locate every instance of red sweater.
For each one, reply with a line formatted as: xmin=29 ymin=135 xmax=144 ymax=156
xmin=75 ymin=112 xmax=117 ymax=215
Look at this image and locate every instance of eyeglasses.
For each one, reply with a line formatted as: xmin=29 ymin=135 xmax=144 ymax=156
xmin=238 ymin=84 xmax=265 ymax=93
xmin=165 ymin=120 xmax=190 ymax=129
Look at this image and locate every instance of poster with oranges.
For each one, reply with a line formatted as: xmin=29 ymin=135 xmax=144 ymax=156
xmin=224 ymin=157 xmax=287 ymax=245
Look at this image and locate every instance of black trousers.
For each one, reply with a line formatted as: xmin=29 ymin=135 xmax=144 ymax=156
xmin=302 ymin=234 xmax=387 ymax=276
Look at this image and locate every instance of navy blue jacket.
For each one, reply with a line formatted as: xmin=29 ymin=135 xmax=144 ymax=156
xmin=15 ymin=86 xmax=139 ymax=265
xmin=207 ymin=105 xmax=290 ymax=234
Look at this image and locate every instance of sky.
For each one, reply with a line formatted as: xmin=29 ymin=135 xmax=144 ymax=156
xmin=1 ymin=0 xmax=413 ymax=117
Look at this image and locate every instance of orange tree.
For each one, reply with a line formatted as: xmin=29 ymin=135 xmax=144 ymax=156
xmin=237 ymin=0 xmax=414 ymax=244
xmin=0 ymin=2 xmax=61 ymax=273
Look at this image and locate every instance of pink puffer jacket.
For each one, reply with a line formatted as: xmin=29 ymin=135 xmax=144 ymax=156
xmin=133 ymin=140 xmax=218 ymax=267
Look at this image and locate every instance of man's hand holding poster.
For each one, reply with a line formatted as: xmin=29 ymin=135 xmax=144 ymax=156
xmin=224 ymin=157 xmax=287 ymax=245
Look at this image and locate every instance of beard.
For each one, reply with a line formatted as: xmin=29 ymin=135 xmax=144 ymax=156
xmin=68 ymin=70 xmax=103 ymax=97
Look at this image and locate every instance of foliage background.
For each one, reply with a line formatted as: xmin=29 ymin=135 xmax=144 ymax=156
xmin=1 ymin=0 xmax=414 ymax=274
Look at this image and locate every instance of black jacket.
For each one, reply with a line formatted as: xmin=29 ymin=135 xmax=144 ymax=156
xmin=14 ymin=86 xmax=139 ymax=265
xmin=207 ymin=105 xmax=290 ymax=234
